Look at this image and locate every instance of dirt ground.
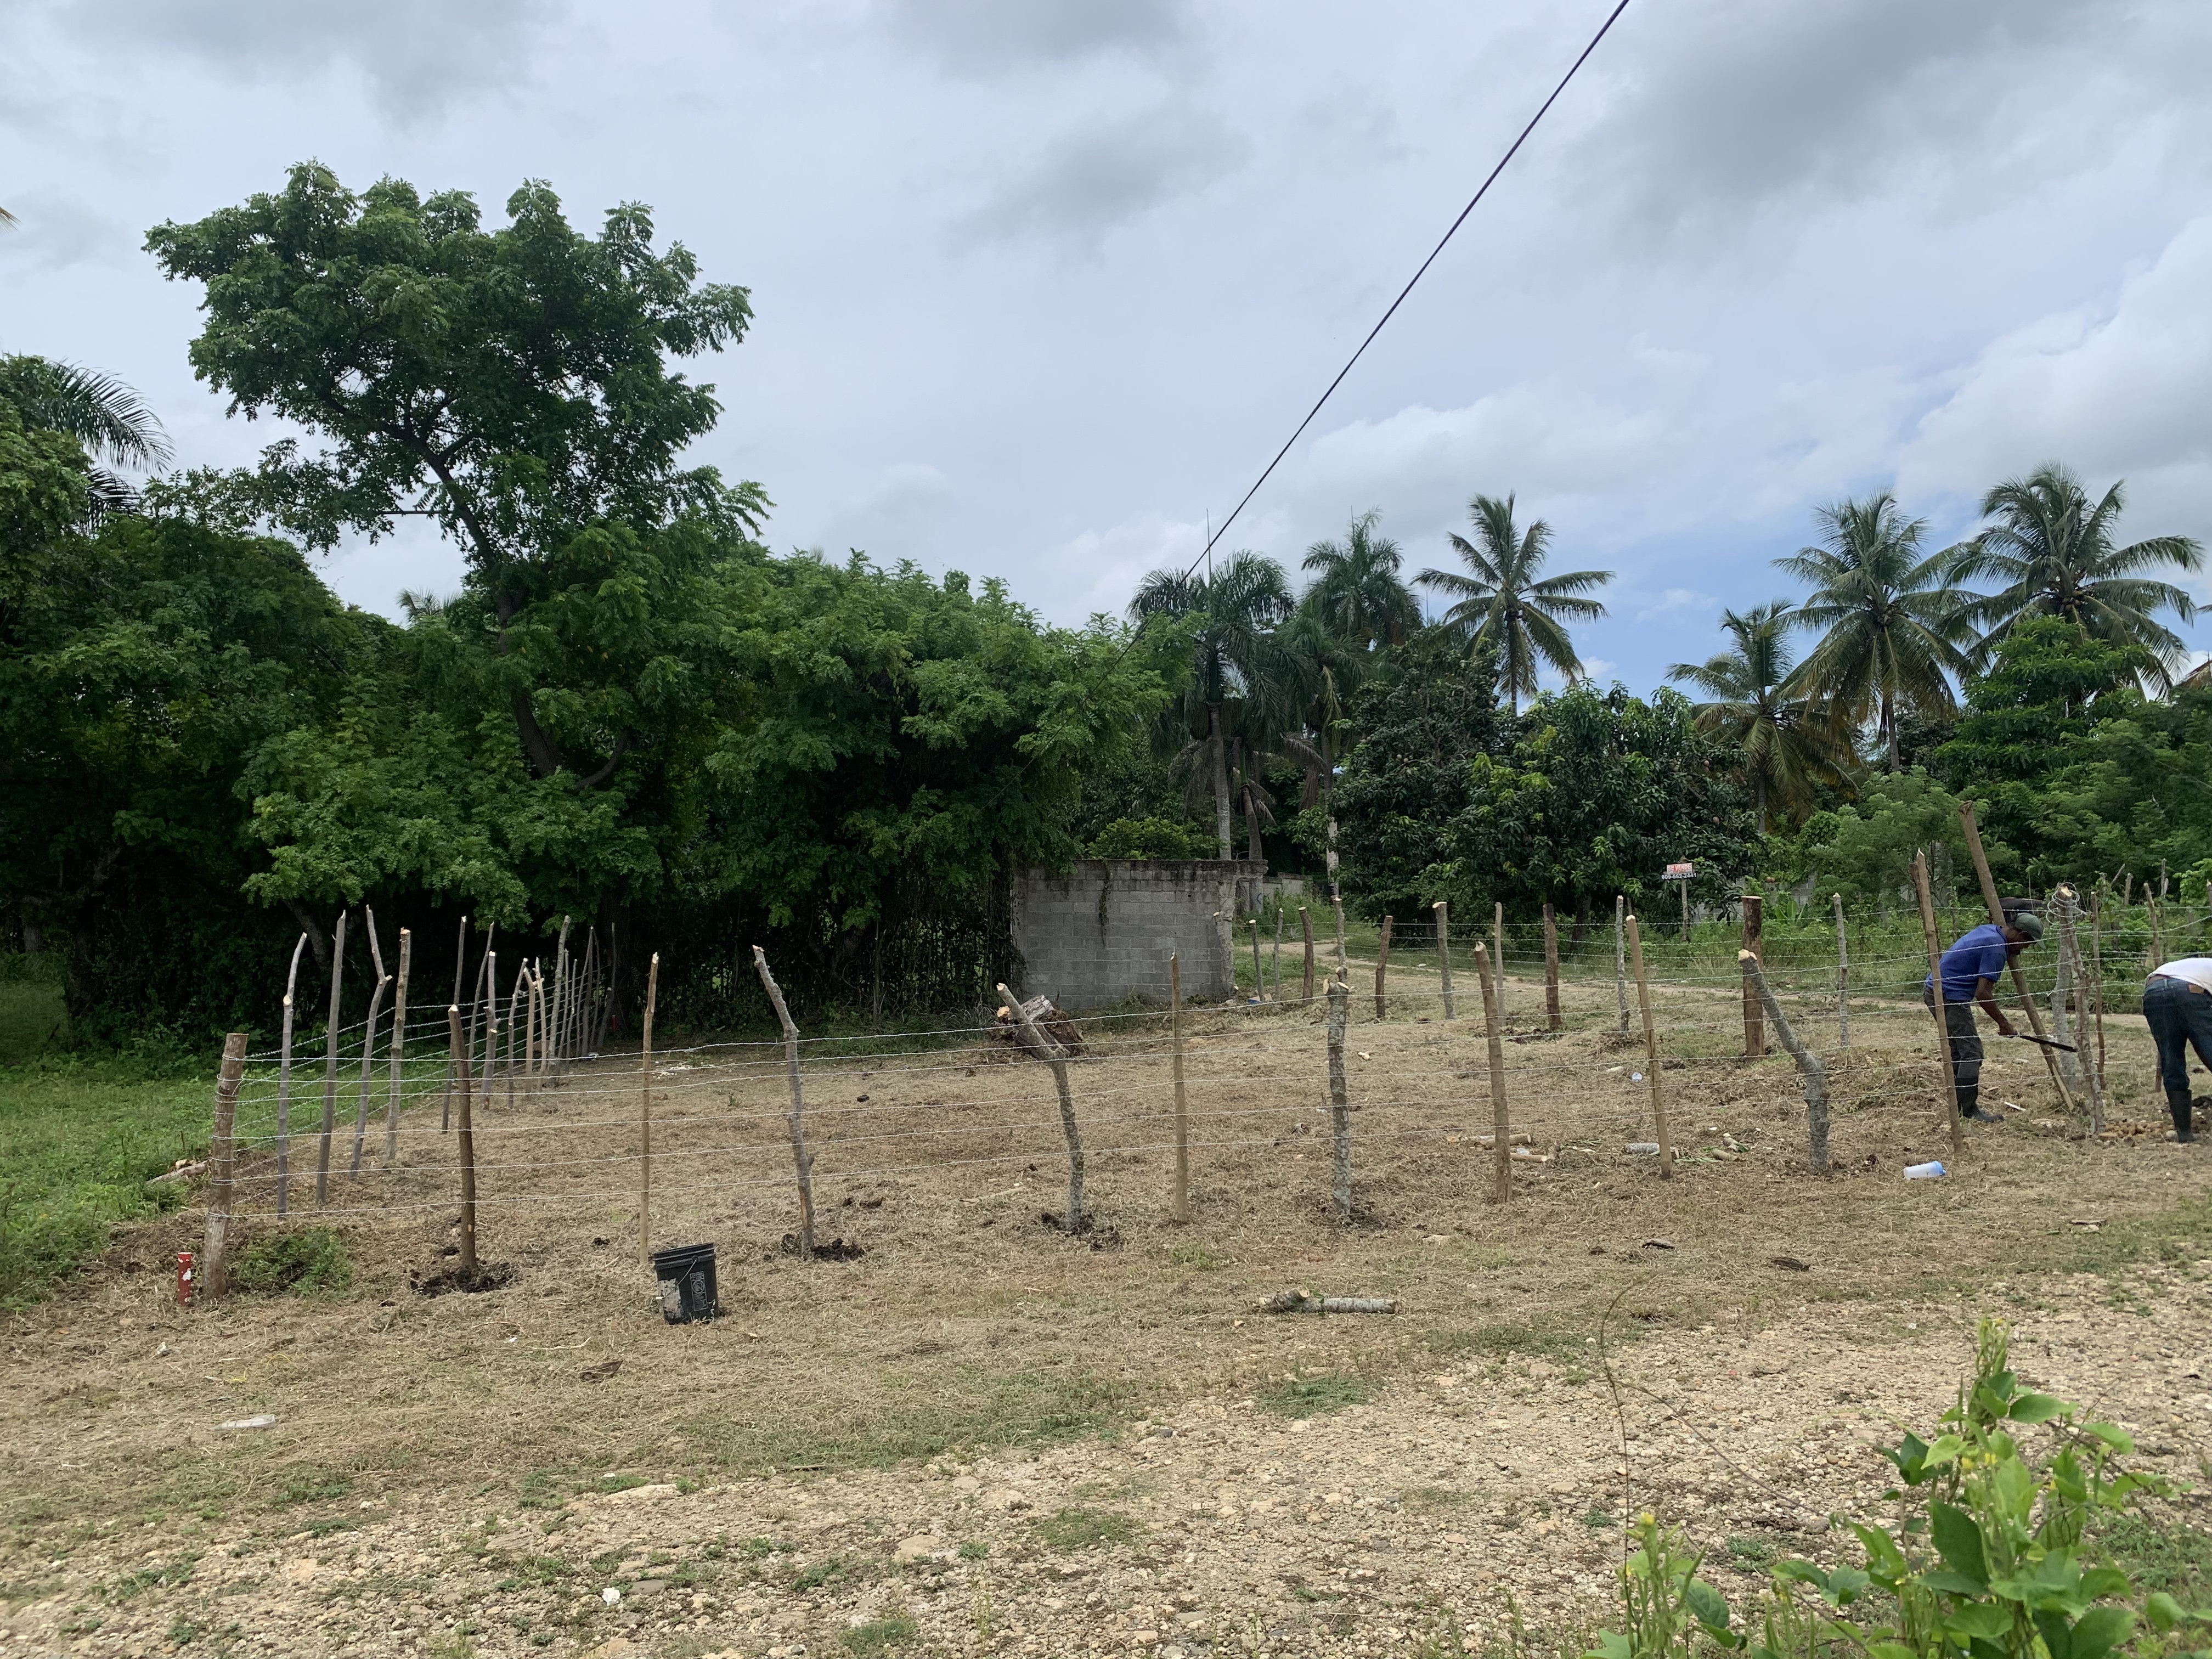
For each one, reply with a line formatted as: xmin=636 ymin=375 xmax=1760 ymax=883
xmin=3 ymin=968 xmax=2208 ymax=1658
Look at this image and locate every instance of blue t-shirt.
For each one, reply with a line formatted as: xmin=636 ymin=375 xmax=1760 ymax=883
xmin=1927 ymin=923 xmax=2011 ymax=1003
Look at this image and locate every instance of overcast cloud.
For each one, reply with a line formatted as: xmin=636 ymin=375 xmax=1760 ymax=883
xmin=3 ymin=0 xmax=2205 ymax=687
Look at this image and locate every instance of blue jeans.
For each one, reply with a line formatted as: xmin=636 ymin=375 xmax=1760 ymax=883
xmin=2143 ymin=977 xmax=2212 ymax=1135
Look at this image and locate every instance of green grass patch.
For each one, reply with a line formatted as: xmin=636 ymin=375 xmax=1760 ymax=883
xmin=789 ymin=1556 xmax=855 ymax=1592
xmin=1167 ymin=1239 xmax=1230 ymax=1271
xmin=1256 ymin=1373 xmax=1373 ymax=1419
xmin=1030 ymin=1506 xmax=1138 ymax=1551
xmin=494 ymin=1557 xmax=574 ymax=1590
xmin=1422 ymin=1321 xmax=1584 ymax=1364
xmin=2095 ymin=1510 xmax=2212 ymax=1605
xmin=842 ymin=1611 xmax=918 ymax=1657
xmin=233 ymin=1227 xmax=352 ymax=1297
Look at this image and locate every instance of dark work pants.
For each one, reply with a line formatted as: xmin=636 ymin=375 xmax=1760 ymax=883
xmin=2143 ymin=977 xmax=2212 ymax=1136
xmin=1925 ymin=990 xmax=1983 ymax=1116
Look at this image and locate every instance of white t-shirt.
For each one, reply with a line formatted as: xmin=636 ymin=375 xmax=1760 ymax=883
xmin=2152 ymin=957 xmax=2212 ymax=992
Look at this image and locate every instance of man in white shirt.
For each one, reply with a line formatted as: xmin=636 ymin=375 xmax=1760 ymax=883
xmin=2143 ymin=957 xmax=2212 ymax=1143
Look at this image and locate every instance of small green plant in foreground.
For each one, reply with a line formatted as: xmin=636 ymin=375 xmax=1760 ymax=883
xmin=1030 ymin=1506 xmax=1138 ymax=1551
xmin=1256 ymin=1373 xmax=1373 ymax=1419
xmin=1587 ymin=1318 xmax=2212 ymax=1659
xmin=232 ymin=1227 xmax=352 ymax=1297
xmin=842 ymin=1611 xmax=917 ymax=1656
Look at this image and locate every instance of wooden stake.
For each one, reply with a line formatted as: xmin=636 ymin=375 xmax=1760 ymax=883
xmin=383 ymin=929 xmax=410 ymax=1169
xmin=1613 ymin=895 xmax=1629 ymax=1037
xmin=1327 ymin=816 xmax=1347 ymax=972
xmin=203 ymin=1032 xmax=248 ymax=1299
xmin=996 ymin=981 xmax=1084 ymax=1232
xmin=1912 ymin=849 xmax=1967 ymax=1159
xmin=1249 ymin=916 xmax=1263 ymax=1001
xmin=1170 ymin=953 xmax=1189 ymax=1222
xmin=1832 ymin=893 xmax=1850 ymax=1048
xmin=1739 ymin=890 xmax=1765 ymax=1058
xmin=1434 ymin=901 xmax=1455 ymax=1019
xmin=465 ymin=923 xmax=495 ymax=1103
xmin=639 ymin=952 xmax=659 ymax=1266
xmin=1472 ymin=944 xmax=1511 ymax=1203
xmin=752 ymin=947 xmax=817 ymax=1259
xmin=2088 ymin=885 xmax=2108 ymax=1125
xmin=275 ymin=933 xmax=305 ymax=1218
xmin=349 ymin=908 xmax=390 ymax=1176
xmin=315 ymin=909 xmax=348 ymax=1206
xmin=1625 ymin=916 xmax=1672 ymax=1177
xmin=1299 ymin=905 xmax=1315 ymax=1003
xmin=447 ymin=1005 xmax=477 ymax=1273
xmin=1541 ymin=902 xmax=1561 ymax=1031
xmin=2059 ymin=888 xmax=2102 ymax=1132
xmin=549 ymin=917 xmax=571 ymax=1080
xmin=1680 ymin=876 xmax=1690 ymax=940
xmin=1374 ymin=915 xmax=1393 ymax=1020
xmin=1957 ymin=800 xmax=2072 ymax=1109
xmin=1492 ymin=901 xmax=1505 ymax=1018
xmin=443 ymin=913 xmax=467 ymax=1132
xmin=1325 ymin=973 xmax=1351 ymax=1219
xmin=1740 ymin=951 xmax=1829 ymax=1172
xmin=1271 ymin=905 xmax=1283 ymax=1002
xmin=504 ymin=961 xmax=526 ymax=1111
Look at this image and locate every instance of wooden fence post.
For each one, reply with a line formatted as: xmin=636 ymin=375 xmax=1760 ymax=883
xmin=1740 ymin=890 xmax=1764 ymax=1059
xmin=1472 ymin=944 xmax=1511 ymax=1203
xmin=1299 ymin=906 xmax=1315 ymax=1003
xmin=1434 ymin=901 xmax=1455 ymax=1019
xmin=1912 ymin=850 xmax=1967 ymax=1160
xmin=996 ymin=981 xmax=1085 ymax=1232
xmin=1326 ymin=974 xmax=1351 ymax=1220
xmin=2058 ymin=888 xmax=2102 ymax=1131
xmin=2088 ymin=885 xmax=2108 ymax=1125
xmin=1271 ymin=905 xmax=1283 ymax=1002
xmin=1680 ymin=877 xmax=1691 ymax=940
xmin=1957 ymin=800 xmax=2073 ymax=1110
xmin=1740 ymin=951 xmax=1829 ymax=1173
xmin=752 ymin=947 xmax=817 ymax=1259
xmin=1170 ymin=954 xmax=1189 ymax=1222
xmin=1832 ymin=893 xmax=1850 ymax=1049
xmin=549 ymin=917 xmax=571 ymax=1081
xmin=1625 ymin=915 xmax=1673 ymax=1177
xmin=316 ymin=909 xmax=349 ymax=1206
xmin=1249 ymin=916 xmax=1263 ymax=1001
xmin=383 ymin=929 xmax=410 ymax=1169
xmin=350 ymin=908 xmax=390 ymax=1177
xmin=1542 ymin=902 xmax=1561 ymax=1031
xmin=275 ymin=933 xmax=305 ymax=1217
xmin=1613 ymin=895 xmax=1629 ymax=1038
xmin=1492 ymin=901 xmax=1505 ymax=1018
xmin=203 ymin=1032 xmax=248 ymax=1299
xmin=447 ymin=1004 xmax=478 ymax=1273
xmin=504 ymin=961 xmax=525 ymax=1110
xmin=638 ymin=952 xmax=659 ymax=1266
xmin=1374 ymin=915 xmax=1393 ymax=1020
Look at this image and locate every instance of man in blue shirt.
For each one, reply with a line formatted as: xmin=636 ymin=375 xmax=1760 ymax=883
xmin=1923 ymin=912 xmax=2044 ymax=1124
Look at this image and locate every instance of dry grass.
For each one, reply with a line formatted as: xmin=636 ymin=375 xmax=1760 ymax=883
xmin=1 ymin=967 xmax=2201 ymax=1547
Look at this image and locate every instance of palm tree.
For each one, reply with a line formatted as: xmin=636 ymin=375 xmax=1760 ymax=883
xmin=1414 ymin=493 xmax=1612 ymax=714
xmin=1775 ymin=493 xmax=1967 ymax=773
xmin=1948 ymin=464 xmax=2203 ymax=688
xmin=1129 ymin=551 xmax=1295 ymax=858
xmin=1301 ymin=509 xmax=1419 ymax=652
xmin=1667 ymin=601 xmax=1854 ymax=832
xmin=0 ymin=354 xmax=173 ymax=517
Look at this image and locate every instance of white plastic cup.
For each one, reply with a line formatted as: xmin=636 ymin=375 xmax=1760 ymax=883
xmin=1903 ymin=1160 xmax=1946 ymax=1180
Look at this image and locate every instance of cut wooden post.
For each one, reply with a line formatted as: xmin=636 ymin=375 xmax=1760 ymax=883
xmin=2058 ymin=888 xmax=2100 ymax=1128
xmin=996 ymin=980 xmax=1085 ymax=1232
xmin=1832 ymin=892 xmax=1850 ymax=1048
xmin=203 ymin=1032 xmax=248 ymax=1299
xmin=1492 ymin=901 xmax=1505 ymax=1019
xmin=447 ymin=1004 xmax=478 ymax=1273
xmin=316 ymin=909 xmax=348 ymax=1207
xmin=1913 ymin=849 xmax=1967 ymax=1160
xmin=1680 ymin=877 xmax=1691 ymax=940
xmin=1740 ymin=951 xmax=1829 ymax=1173
xmin=1740 ymin=890 xmax=1764 ymax=1058
xmin=531 ymin=963 xmax=547 ymax=1076
xmin=2088 ymin=885 xmax=2108 ymax=1126
xmin=1472 ymin=944 xmax=1511 ymax=1203
xmin=349 ymin=907 xmax=390 ymax=1177
xmin=1434 ymin=901 xmax=1454 ymax=1019
xmin=1326 ymin=815 xmax=1347 ymax=972
xmin=638 ymin=951 xmax=659 ymax=1266
xmin=752 ymin=946 xmax=817 ymax=1259
xmin=2049 ymin=898 xmax=2082 ymax=1096
xmin=1271 ymin=905 xmax=1283 ymax=1002
xmin=1374 ymin=915 xmax=1393 ymax=1020
xmin=1249 ymin=916 xmax=1262 ymax=1001
xmin=1541 ymin=902 xmax=1561 ymax=1031
xmin=275 ymin=933 xmax=306 ymax=1217
xmin=549 ymin=917 xmax=571 ymax=1080
xmin=504 ymin=961 xmax=526 ymax=1111
xmin=1326 ymin=974 xmax=1351 ymax=1219
xmin=443 ymin=913 xmax=468 ymax=1132
xmin=1613 ymin=895 xmax=1629 ymax=1037
xmin=1957 ymin=800 xmax=2072 ymax=1109
xmin=1299 ymin=905 xmax=1315 ymax=1003
xmin=383 ymin=929 xmax=410 ymax=1169
xmin=1625 ymin=916 xmax=1673 ymax=1177
xmin=465 ymin=924 xmax=496 ymax=1099
xmin=1170 ymin=953 xmax=1189 ymax=1222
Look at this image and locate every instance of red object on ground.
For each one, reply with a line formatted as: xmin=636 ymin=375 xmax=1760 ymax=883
xmin=176 ymin=1250 xmax=194 ymax=1306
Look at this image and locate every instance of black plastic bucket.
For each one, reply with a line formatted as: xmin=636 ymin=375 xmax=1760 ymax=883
xmin=651 ymin=1243 xmax=719 ymax=1324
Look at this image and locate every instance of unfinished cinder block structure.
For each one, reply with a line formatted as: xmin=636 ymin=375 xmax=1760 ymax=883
xmin=1012 ymin=860 xmax=1265 ymax=1009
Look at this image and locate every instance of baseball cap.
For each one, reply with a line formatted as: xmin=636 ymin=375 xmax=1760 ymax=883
xmin=2010 ymin=912 xmax=2045 ymax=941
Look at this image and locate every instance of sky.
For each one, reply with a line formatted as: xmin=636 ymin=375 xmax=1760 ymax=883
xmin=4 ymin=0 xmax=2208 ymax=692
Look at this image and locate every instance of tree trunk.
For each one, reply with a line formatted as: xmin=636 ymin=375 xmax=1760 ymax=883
xmin=1754 ymin=772 xmax=1767 ymax=836
xmin=1884 ymin=690 xmax=1899 ymax=773
xmin=1209 ymin=702 xmax=1232 ymax=859
xmin=1568 ymin=900 xmax=1590 ymax=951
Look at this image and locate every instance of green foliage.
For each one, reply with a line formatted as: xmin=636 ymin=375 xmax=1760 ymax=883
xmin=842 ymin=1611 xmax=918 ymax=1656
xmin=1765 ymin=770 xmax=2003 ymax=910
xmin=232 ymin=1227 xmax=353 ymax=1297
xmin=1085 ymin=817 xmax=1209 ymax=860
xmin=1029 ymin=1506 xmax=1139 ymax=1551
xmin=1255 ymin=1373 xmax=1374 ymax=1418
xmin=1415 ymin=493 xmax=1613 ymax=714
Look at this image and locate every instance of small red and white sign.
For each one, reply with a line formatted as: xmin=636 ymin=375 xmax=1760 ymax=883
xmin=1662 ymin=862 xmax=1696 ymax=880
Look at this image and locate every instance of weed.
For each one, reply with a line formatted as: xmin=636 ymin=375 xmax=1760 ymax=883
xmin=1255 ymin=1374 xmax=1372 ymax=1419
xmin=494 ymin=1556 xmax=574 ymax=1590
xmin=1168 ymin=1240 xmax=1230 ymax=1271
xmin=1030 ymin=1506 xmax=1139 ymax=1551
xmin=233 ymin=1228 xmax=352 ymax=1297
xmin=957 ymin=1539 xmax=989 ymax=1560
xmin=165 ymin=1618 xmax=202 ymax=1645
xmin=841 ymin=1611 xmax=917 ymax=1656
xmin=273 ymin=1467 xmax=353 ymax=1507
xmin=1723 ymin=1534 xmax=1773 ymax=1565
xmin=740 ymin=1537 xmax=792 ymax=1559
xmin=108 ymin=1555 xmax=196 ymax=1601
xmin=1402 ymin=1487 xmax=1475 ymax=1511
xmin=789 ymin=1556 xmax=854 ymax=1592
xmin=2093 ymin=1510 xmax=2212 ymax=1604
xmin=1423 ymin=1323 xmax=1582 ymax=1364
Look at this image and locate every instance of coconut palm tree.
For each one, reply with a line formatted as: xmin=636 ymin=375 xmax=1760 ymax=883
xmin=1414 ymin=493 xmax=1612 ymax=714
xmin=0 ymin=354 xmax=173 ymax=517
xmin=1300 ymin=509 xmax=1419 ymax=653
xmin=1666 ymin=601 xmax=1854 ymax=832
xmin=1947 ymin=464 xmax=2203 ymax=688
xmin=1128 ymin=551 xmax=1295 ymax=858
xmin=1775 ymin=493 xmax=1967 ymax=774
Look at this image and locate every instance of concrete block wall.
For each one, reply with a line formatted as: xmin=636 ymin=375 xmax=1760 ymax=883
xmin=1012 ymin=860 xmax=1266 ymax=1010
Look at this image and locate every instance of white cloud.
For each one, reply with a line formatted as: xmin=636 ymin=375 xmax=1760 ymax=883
xmin=1634 ymin=588 xmax=1716 ymax=623
xmin=812 ymin=462 xmax=957 ymax=559
xmin=0 ymin=191 xmax=132 ymax=272
xmin=953 ymin=100 xmax=1248 ymax=252
xmin=1041 ymin=511 xmax=1209 ymax=621
xmin=876 ymin=0 xmax=1193 ymax=75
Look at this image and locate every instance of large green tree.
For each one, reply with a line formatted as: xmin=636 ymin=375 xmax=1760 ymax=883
xmin=1415 ymin=493 xmax=1612 ymax=715
xmin=0 ymin=356 xmax=172 ymax=520
xmin=1666 ymin=600 xmax=1855 ymax=832
xmin=1300 ymin=509 xmax=1418 ymax=653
